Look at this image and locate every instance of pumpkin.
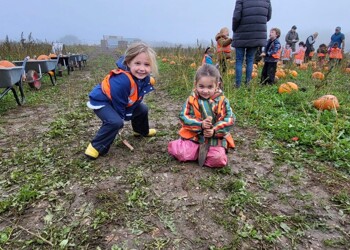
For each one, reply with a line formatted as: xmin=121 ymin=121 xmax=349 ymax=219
xmin=312 ymin=71 xmax=325 ymax=80
xmin=344 ymin=68 xmax=350 ymax=73
xmin=289 ymin=70 xmax=298 ymax=77
xmin=169 ymin=61 xmax=176 ymax=65
xmin=299 ymin=64 xmax=308 ymax=70
xmin=190 ymin=62 xmax=196 ymax=68
xmin=313 ymin=95 xmax=339 ymax=111
xmin=227 ymin=69 xmax=235 ymax=75
xmin=49 ymin=53 xmax=57 ymax=58
xmin=161 ymin=58 xmax=168 ymax=62
xmin=278 ymin=82 xmax=299 ymax=94
xmin=0 ymin=60 xmax=16 ymax=68
xmin=37 ymin=54 xmax=50 ymax=60
xmin=275 ymin=70 xmax=286 ymax=78
xmin=251 ymin=71 xmax=258 ymax=79
xmin=150 ymin=76 xmax=156 ymax=85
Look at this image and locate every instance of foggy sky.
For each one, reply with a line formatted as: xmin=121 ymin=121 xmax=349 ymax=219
xmin=1 ymin=0 xmax=349 ymax=49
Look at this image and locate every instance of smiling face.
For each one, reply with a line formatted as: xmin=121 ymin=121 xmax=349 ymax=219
xmin=195 ymin=76 xmax=218 ymax=99
xmin=127 ymin=52 xmax=151 ymax=79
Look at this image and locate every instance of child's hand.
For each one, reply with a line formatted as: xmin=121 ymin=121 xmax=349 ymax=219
xmin=260 ymin=52 xmax=266 ymax=57
xmin=202 ymin=116 xmax=213 ymax=129
xmin=203 ymin=128 xmax=214 ymax=138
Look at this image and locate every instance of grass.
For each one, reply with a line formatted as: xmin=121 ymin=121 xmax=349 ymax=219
xmin=1 ymin=42 xmax=350 ymax=249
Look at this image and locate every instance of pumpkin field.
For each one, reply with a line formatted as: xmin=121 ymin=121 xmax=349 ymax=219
xmin=0 ymin=42 xmax=350 ymax=249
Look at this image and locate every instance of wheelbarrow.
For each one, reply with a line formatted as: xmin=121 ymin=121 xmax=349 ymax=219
xmin=50 ymin=55 xmax=70 ymax=75
xmin=13 ymin=56 xmax=59 ymax=89
xmin=68 ymin=54 xmax=83 ymax=71
xmin=82 ymin=54 xmax=88 ymax=67
xmin=0 ymin=58 xmax=28 ymax=105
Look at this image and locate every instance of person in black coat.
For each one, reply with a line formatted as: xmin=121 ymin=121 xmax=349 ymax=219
xmin=232 ymin=0 xmax=272 ymax=88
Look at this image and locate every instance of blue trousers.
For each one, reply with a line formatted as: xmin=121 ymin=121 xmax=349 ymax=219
xmin=235 ymin=47 xmax=257 ymax=87
xmin=91 ymin=103 xmax=149 ymax=155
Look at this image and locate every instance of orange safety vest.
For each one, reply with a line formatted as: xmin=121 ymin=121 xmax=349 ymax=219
xmin=317 ymin=53 xmax=326 ymax=57
xmin=217 ymin=43 xmax=231 ymax=54
xmin=272 ymin=48 xmax=282 ymax=59
xmin=309 ymin=51 xmax=315 ymax=57
xmin=202 ymin=54 xmax=209 ymax=65
xmin=101 ymin=69 xmax=139 ymax=107
xmin=179 ymin=95 xmax=235 ymax=148
xmin=282 ymin=48 xmax=291 ymax=59
xmin=294 ymin=49 xmax=306 ymax=60
xmin=329 ymin=48 xmax=343 ymax=59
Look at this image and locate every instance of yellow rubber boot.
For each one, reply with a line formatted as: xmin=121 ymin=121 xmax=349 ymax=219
xmin=134 ymin=129 xmax=157 ymax=137
xmin=85 ymin=143 xmax=99 ymax=159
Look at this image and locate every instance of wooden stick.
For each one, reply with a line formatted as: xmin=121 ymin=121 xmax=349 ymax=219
xmin=122 ymin=139 xmax=134 ymax=151
xmin=0 ymin=215 xmax=54 ymax=246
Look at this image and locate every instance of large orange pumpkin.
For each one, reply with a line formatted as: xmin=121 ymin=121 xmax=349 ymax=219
xmin=278 ymin=82 xmax=299 ymax=94
xmin=49 ymin=53 xmax=57 ymax=58
xmin=313 ymin=95 xmax=339 ymax=111
xmin=0 ymin=60 xmax=16 ymax=68
xmin=37 ymin=54 xmax=50 ymax=60
xmin=344 ymin=68 xmax=350 ymax=73
xmin=312 ymin=71 xmax=325 ymax=80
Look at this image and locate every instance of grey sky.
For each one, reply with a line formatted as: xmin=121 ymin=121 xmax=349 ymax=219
xmin=1 ymin=0 xmax=349 ymax=48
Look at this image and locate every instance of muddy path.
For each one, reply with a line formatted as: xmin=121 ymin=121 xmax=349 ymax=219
xmin=0 ymin=53 xmax=349 ymax=249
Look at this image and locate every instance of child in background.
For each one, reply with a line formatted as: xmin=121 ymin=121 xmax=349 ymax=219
xmin=317 ymin=43 xmax=328 ymax=68
xmin=215 ymin=27 xmax=233 ymax=73
xmin=281 ymin=44 xmax=292 ymax=65
xmin=85 ymin=42 xmax=158 ymax=159
xmin=168 ymin=64 xmax=235 ymax=168
xmin=329 ymin=42 xmax=343 ymax=64
xmin=293 ymin=42 xmax=306 ymax=66
xmin=202 ymin=47 xmax=214 ymax=65
xmin=260 ymin=28 xmax=282 ymax=85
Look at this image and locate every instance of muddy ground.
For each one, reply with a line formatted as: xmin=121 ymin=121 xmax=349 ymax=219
xmin=0 ymin=52 xmax=349 ymax=249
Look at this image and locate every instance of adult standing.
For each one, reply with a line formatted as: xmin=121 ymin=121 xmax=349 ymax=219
xmin=232 ymin=0 xmax=272 ymax=88
xmin=285 ymin=25 xmax=299 ymax=52
xmin=305 ymin=32 xmax=318 ymax=62
xmin=329 ymin=26 xmax=345 ymax=52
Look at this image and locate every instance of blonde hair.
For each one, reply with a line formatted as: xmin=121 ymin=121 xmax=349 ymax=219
xmin=195 ymin=64 xmax=221 ymax=84
xmin=220 ymin=27 xmax=230 ymax=35
xmin=124 ymin=42 xmax=159 ymax=77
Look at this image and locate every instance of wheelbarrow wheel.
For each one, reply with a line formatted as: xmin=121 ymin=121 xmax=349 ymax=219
xmin=26 ymin=70 xmax=41 ymax=90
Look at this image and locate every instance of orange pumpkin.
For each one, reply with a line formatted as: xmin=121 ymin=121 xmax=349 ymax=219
xmin=275 ymin=70 xmax=286 ymax=78
xmin=227 ymin=69 xmax=235 ymax=75
xmin=299 ymin=64 xmax=308 ymax=70
xmin=313 ymin=95 xmax=339 ymax=111
xmin=278 ymin=82 xmax=299 ymax=94
xmin=150 ymin=76 xmax=156 ymax=85
xmin=251 ymin=71 xmax=258 ymax=79
xmin=312 ymin=71 xmax=325 ymax=80
xmin=190 ymin=62 xmax=197 ymax=68
xmin=161 ymin=58 xmax=168 ymax=62
xmin=289 ymin=70 xmax=298 ymax=77
xmin=37 ymin=55 xmax=50 ymax=60
xmin=0 ymin=60 xmax=16 ymax=68
xmin=49 ymin=53 xmax=57 ymax=58
xmin=344 ymin=68 xmax=350 ymax=73
xmin=169 ymin=61 xmax=176 ymax=65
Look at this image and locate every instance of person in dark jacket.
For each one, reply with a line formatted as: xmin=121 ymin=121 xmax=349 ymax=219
xmin=232 ymin=0 xmax=272 ymax=88
xmin=260 ymin=28 xmax=281 ymax=85
xmin=285 ymin=25 xmax=299 ymax=52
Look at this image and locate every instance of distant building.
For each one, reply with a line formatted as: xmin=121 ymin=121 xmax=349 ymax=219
xmin=101 ymin=35 xmax=141 ymax=50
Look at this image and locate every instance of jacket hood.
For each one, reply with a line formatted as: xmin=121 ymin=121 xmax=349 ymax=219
xmin=116 ymin=56 xmax=129 ymax=71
